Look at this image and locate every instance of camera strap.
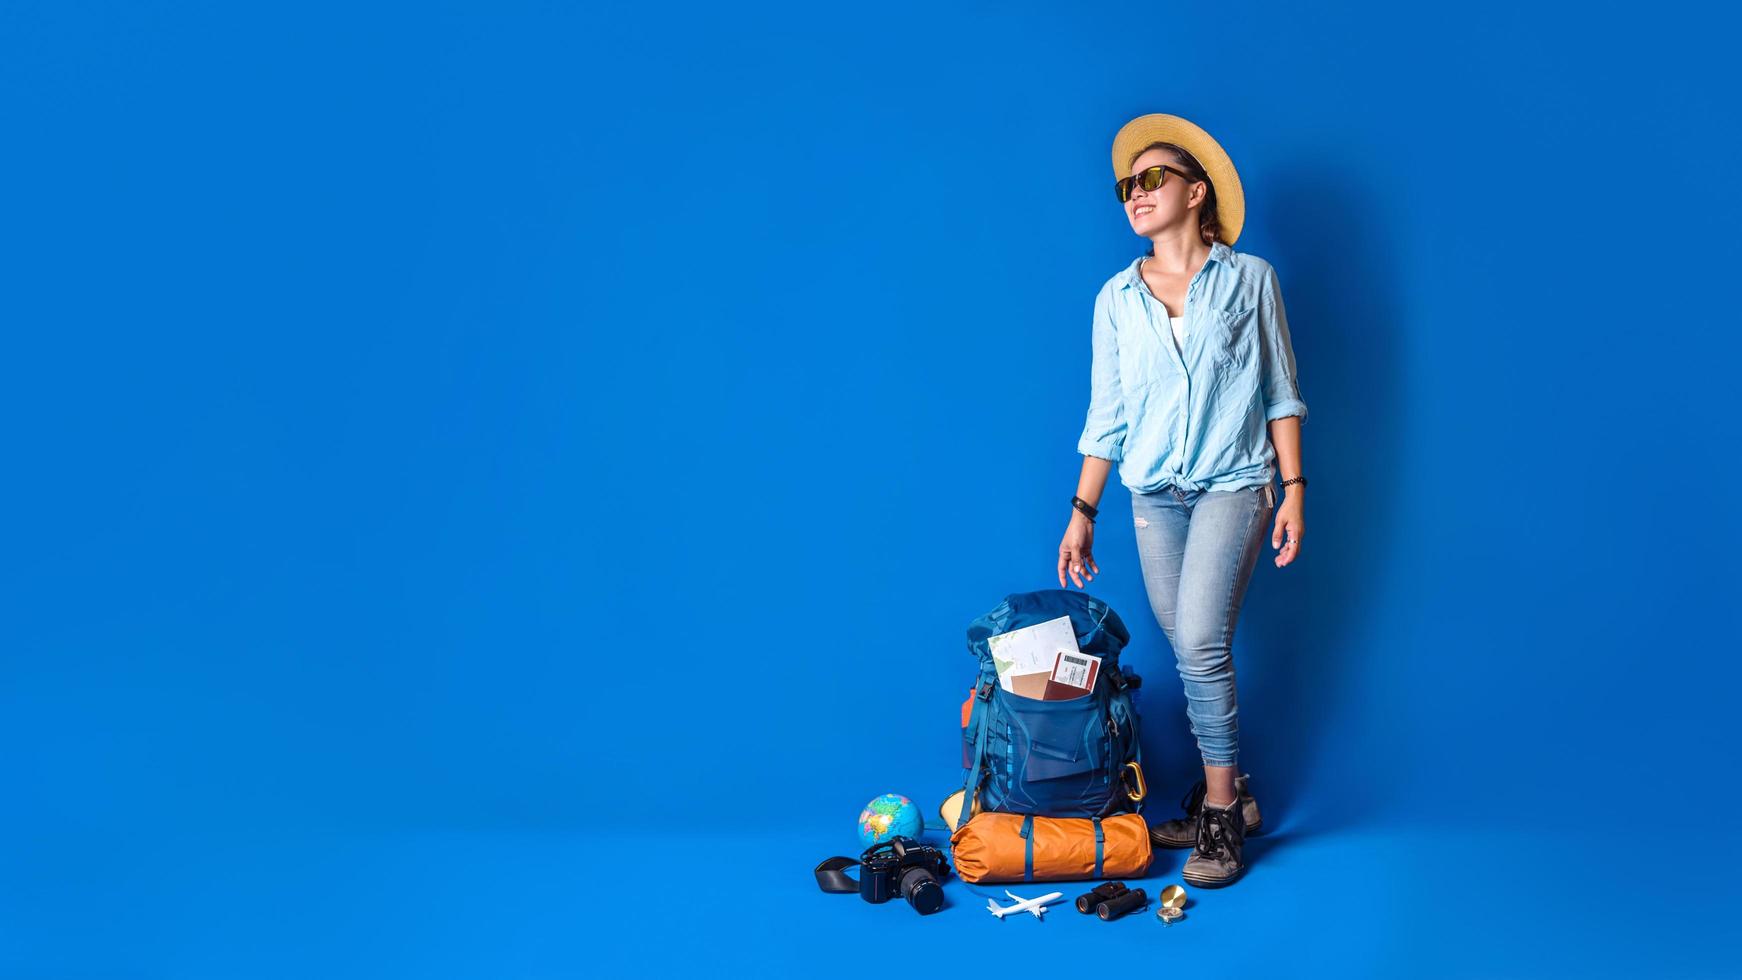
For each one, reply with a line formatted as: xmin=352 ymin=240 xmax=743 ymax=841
xmin=813 ymin=856 xmax=862 ymax=893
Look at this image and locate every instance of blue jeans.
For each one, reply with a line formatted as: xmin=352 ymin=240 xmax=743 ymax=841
xmin=1130 ymin=482 xmax=1275 ymax=768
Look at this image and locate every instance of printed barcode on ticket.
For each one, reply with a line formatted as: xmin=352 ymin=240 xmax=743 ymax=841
xmin=1054 ymin=653 xmax=1094 ymax=688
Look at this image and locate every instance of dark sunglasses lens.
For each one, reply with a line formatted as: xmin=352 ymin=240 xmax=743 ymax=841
xmin=1118 ymin=168 xmax=1167 ymax=203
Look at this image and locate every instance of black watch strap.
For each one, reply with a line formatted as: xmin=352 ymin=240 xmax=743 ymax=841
xmin=1071 ymin=496 xmax=1098 ymax=522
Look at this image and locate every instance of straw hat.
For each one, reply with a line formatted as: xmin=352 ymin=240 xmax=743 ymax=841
xmin=1110 ymin=113 xmax=1245 ymax=245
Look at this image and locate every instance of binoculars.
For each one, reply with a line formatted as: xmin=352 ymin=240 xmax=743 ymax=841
xmin=1074 ymin=881 xmax=1149 ymax=920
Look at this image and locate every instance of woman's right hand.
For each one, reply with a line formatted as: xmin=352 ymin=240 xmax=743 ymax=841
xmin=1057 ymin=513 xmax=1099 ymax=588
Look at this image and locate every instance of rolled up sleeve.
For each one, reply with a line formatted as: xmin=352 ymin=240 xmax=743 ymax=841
xmin=1258 ymin=265 xmax=1308 ymax=425
xmin=1076 ymin=286 xmax=1127 ymax=461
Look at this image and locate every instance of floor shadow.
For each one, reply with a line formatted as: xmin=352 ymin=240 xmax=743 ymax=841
xmin=1240 ymin=828 xmax=1304 ymax=864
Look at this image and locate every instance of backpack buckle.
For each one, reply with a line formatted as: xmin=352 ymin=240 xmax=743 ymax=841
xmin=976 ymin=679 xmax=994 ymax=701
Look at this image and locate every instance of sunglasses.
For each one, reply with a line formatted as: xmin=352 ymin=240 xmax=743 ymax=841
xmin=1115 ymin=164 xmax=1199 ymax=203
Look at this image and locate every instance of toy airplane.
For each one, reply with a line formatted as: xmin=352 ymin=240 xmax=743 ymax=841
xmin=986 ymin=889 xmax=1065 ymax=920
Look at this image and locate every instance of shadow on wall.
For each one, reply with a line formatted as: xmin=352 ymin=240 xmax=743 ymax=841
xmin=1133 ymin=160 xmax=1407 ymax=838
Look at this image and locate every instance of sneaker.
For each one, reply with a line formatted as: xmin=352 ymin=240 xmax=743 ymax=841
xmin=1180 ymin=799 xmax=1247 ymax=887
xmin=1147 ymin=774 xmax=1263 ymax=849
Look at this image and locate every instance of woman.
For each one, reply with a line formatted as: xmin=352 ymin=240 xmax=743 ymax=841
xmin=1056 ymin=113 xmax=1308 ymax=888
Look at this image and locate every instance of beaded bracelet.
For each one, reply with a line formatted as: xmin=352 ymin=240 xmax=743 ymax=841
xmin=1280 ymin=477 xmax=1308 ymax=489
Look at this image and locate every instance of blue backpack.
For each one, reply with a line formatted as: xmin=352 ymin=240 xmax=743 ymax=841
xmin=952 ymin=589 xmax=1147 ymax=832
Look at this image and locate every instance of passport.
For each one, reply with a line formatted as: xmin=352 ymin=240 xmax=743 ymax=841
xmin=1042 ymin=651 xmax=1100 ymax=700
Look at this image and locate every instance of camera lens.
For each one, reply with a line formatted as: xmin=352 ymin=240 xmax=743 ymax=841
xmin=899 ymin=866 xmax=945 ymax=915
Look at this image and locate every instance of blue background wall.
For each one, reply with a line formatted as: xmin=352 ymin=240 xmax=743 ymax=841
xmin=4 ymin=1 xmax=1738 ymax=975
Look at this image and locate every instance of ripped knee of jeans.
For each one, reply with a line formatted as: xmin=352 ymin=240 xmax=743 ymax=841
xmin=1134 ymin=516 xmax=1149 ymax=528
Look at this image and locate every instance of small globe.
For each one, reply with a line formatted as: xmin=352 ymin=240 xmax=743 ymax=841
xmin=857 ymin=793 xmax=924 ymax=847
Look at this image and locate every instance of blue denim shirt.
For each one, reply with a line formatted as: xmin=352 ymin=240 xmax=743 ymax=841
xmin=1077 ymin=240 xmax=1308 ymax=493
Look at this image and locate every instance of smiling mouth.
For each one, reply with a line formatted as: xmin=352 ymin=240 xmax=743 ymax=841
xmin=1135 ymin=206 xmax=1155 ymax=216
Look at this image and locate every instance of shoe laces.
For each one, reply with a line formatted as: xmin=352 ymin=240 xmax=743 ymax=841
xmin=1180 ymin=778 xmax=1207 ymax=815
xmin=1195 ymin=805 xmax=1241 ymax=860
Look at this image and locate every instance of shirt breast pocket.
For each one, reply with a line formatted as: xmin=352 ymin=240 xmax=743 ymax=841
xmin=1206 ymin=306 xmax=1257 ymax=369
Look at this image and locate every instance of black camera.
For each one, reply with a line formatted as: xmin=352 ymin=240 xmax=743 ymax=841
xmin=858 ymin=836 xmax=949 ymax=914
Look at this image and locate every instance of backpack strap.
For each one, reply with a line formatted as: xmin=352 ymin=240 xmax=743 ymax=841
xmin=952 ymin=679 xmax=995 ymax=833
xmin=1113 ymin=686 xmax=1147 ymax=814
xmin=1092 ymin=817 xmax=1105 ymax=879
xmin=1019 ymin=814 xmax=1036 ymax=883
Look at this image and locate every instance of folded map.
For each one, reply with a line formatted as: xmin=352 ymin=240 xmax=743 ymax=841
xmin=986 ymin=614 xmax=1081 ymax=694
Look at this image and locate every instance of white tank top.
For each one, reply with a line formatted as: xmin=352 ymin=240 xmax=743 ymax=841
xmin=1168 ymin=315 xmax=1186 ymax=354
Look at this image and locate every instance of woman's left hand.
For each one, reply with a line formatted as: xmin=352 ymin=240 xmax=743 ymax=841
xmin=1271 ymin=494 xmax=1304 ymax=567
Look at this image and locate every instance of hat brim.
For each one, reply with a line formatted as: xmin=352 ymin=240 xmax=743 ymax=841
xmin=1111 ymin=113 xmax=1245 ymax=245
